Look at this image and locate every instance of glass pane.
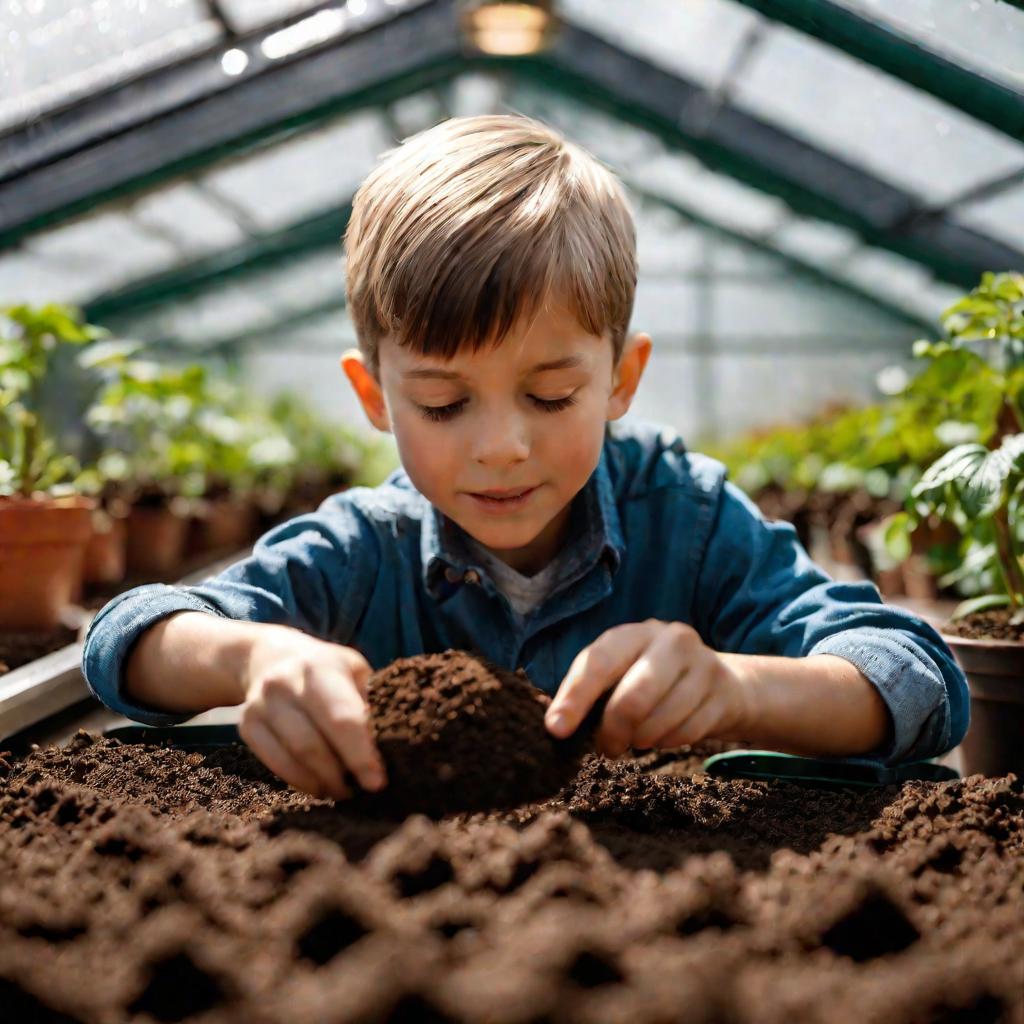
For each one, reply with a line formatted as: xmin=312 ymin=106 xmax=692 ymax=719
xmin=732 ymin=23 xmax=1024 ymax=204
xmin=832 ymin=0 xmax=1024 ymax=90
xmin=560 ymin=0 xmax=763 ymax=90
xmin=25 ymin=211 xmax=181 ymax=299
xmin=0 ymin=0 xmax=221 ymax=130
xmin=957 ymin=183 xmax=1024 ymax=250
xmin=216 ymin=0 xmax=323 ymax=33
xmin=198 ymin=111 xmax=392 ymax=231
xmin=131 ymin=182 xmax=250 ymax=256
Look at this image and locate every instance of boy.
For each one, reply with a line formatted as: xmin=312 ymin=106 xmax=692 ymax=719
xmin=82 ymin=115 xmax=969 ymax=801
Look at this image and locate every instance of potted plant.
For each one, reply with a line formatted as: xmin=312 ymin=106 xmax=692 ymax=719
xmin=884 ymin=272 xmax=1024 ymax=776
xmin=84 ymin=345 xmax=209 ymax=576
xmin=0 ymin=305 xmax=102 ymax=631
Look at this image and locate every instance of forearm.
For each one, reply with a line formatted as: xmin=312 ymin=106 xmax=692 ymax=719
xmin=124 ymin=611 xmax=269 ymax=716
xmin=723 ymin=652 xmax=889 ymax=757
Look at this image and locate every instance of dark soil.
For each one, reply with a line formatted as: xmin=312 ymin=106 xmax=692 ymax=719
xmin=362 ymin=652 xmax=590 ymax=816
xmin=0 ymin=662 xmax=1022 ymax=1022
xmin=942 ymin=607 xmax=1024 ymax=642
xmin=0 ymin=625 xmax=79 ymax=675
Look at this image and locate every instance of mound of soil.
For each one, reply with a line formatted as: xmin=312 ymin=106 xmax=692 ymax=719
xmin=361 ymin=651 xmax=590 ymax=817
xmin=0 ymin=730 xmax=1021 ymax=1022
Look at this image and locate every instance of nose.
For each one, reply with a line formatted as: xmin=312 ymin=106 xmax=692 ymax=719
xmin=470 ymin=409 xmax=530 ymax=467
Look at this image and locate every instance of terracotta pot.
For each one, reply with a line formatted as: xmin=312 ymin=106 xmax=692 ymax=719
xmin=83 ymin=508 xmax=128 ymax=585
xmin=942 ymin=632 xmax=1024 ymax=778
xmin=187 ymin=497 xmax=258 ymax=556
xmin=125 ymin=504 xmax=189 ymax=576
xmin=0 ymin=495 xmax=95 ymax=631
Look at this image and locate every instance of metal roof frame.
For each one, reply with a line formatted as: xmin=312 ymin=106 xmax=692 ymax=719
xmin=0 ymin=0 xmax=463 ymax=247
xmin=3 ymin=0 xmax=1021 ymax=298
xmin=730 ymin=0 xmax=1024 ymax=144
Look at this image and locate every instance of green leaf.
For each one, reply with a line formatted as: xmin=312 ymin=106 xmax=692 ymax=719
xmin=951 ymin=593 xmax=1011 ymax=620
xmin=882 ymin=512 xmax=914 ymax=563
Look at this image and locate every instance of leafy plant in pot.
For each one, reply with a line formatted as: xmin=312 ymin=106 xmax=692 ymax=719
xmin=84 ymin=343 xmax=209 ymax=577
xmin=0 ymin=305 xmax=102 ymax=631
xmin=885 ymin=272 xmax=1024 ymax=776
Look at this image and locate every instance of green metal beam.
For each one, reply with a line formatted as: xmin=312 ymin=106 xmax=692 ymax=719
xmin=731 ymin=0 xmax=1024 ymax=142
xmin=516 ymin=25 xmax=1024 ymax=287
xmin=85 ymin=204 xmax=352 ymax=321
xmin=623 ymin=181 xmax=935 ymax=334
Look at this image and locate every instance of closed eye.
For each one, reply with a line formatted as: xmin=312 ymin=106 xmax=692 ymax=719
xmin=416 ymin=394 xmax=577 ymax=422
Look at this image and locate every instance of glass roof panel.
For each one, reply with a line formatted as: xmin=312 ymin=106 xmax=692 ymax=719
xmin=216 ymin=0 xmax=324 ymax=34
xmin=17 ymin=210 xmax=181 ymax=301
xmin=732 ymin=22 xmax=1024 ymax=205
xmin=0 ymin=0 xmax=222 ymax=131
xmin=832 ymin=0 xmax=1024 ymax=91
xmin=956 ymin=184 xmax=1024 ymax=251
xmin=130 ymin=182 xmax=250 ymax=256
xmin=559 ymin=0 xmax=763 ymax=89
xmin=197 ymin=110 xmax=393 ymax=231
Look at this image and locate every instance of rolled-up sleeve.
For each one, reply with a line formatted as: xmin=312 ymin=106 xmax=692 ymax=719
xmin=82 ymin=496 xmax=381 ymax=726
xmin=693 ymin=480 xmax=969 ymax=765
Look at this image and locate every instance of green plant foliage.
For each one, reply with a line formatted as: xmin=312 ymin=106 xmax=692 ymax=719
xmin=0 ymin=304 xmax=106 ymax=496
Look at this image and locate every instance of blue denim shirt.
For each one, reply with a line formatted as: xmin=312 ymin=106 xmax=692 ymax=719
xmin=82 ymin=420 xmax=969 ymax=765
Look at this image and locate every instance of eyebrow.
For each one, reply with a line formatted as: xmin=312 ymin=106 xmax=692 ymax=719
xmin=402 ymin=355 xmax=585 ymax=381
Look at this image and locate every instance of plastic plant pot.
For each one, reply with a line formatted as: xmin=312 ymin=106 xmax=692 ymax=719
xmin=942 ymin=633 xmax=1024 ymax=778
xmin=0 ymin=495 xmax=95 ymax=631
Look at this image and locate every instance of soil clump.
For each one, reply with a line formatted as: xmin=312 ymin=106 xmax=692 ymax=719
xmin=361 ymin=651 xmax=590 ymax=817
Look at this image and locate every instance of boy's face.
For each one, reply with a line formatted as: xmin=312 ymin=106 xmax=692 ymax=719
xmin=343 ymin=298 xmax=650 ymax=574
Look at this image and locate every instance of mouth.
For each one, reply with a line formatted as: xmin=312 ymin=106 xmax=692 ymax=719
xmin=466 ymin=485 xmax=539 ymax=512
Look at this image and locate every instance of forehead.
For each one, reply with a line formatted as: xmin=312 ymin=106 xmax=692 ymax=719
xmin=383 ymin=299 xmax=610 ymax=377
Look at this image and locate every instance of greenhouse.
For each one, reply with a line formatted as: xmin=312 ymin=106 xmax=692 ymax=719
xmin=1 ymin=2 xmax=1023 ymax=1021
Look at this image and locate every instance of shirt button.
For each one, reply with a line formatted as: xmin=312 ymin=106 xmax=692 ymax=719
xmin=464 ymin=569 xmax=480 ymax=584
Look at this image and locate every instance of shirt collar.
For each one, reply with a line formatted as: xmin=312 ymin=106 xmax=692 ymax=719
xmin=420 ymin=443 xmax=625 ymax=598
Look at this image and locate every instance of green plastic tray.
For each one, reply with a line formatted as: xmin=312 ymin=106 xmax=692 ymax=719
xmin=104 ymin=724 xmax=242 ymax=749
xmin=703 ymin=749 xmax=959 ymax=788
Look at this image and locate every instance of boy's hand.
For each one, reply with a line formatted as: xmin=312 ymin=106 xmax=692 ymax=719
xmin=544 ymin=620 xmax=752 ymax=757
xmin=239 ymin=625 xmax=387 ymax=800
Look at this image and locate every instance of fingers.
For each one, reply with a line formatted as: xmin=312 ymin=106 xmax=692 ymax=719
xmin=545 ymin=622 xmax=660 ymax=739
xmin=339 ymin=646 xmax=372 ymax=700
xmin=307 ymin=675 xmax=387 ymax=794
xmin=239 ymin=715 xmax=343 ymax=799
xmin=629 ymin=662 xmax=714 ymax=750
xmin=598 ymin=624 xmax=700 ymax=756
xmin=262 ymin=691 xmax=352 ymax=799
xmin=656 ymin=694 xmax=722 ymax=749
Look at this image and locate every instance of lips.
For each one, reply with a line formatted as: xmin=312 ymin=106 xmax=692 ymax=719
xmin=471 ymin=487 xmax=535 ymax=499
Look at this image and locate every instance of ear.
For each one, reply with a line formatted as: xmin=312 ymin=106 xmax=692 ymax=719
xmin=606 ymin=332 xmax=652 ymax=421
xmin=341 ymin=348 xmax=391 ymax=432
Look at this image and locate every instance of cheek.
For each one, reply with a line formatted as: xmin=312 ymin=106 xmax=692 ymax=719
xmin=390 ymin=411 xmax=460 ymax=493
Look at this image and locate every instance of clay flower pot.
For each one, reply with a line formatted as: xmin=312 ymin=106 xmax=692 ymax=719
xmin=0 ymin=494 xmax=95 ymax=631
xmin=187 ymin=496 xmax=258 ymax=556
xmin=941 ymin=633 xmax=1024 ymax=778
xmin=83 ymin=507 xmax=128 ymax=585
xmin=125 ymin=501 xmax=190 ymax=576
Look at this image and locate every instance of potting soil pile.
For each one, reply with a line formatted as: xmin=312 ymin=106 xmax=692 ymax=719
xmin=1 ymin=653 xmax=1022 ymax=1024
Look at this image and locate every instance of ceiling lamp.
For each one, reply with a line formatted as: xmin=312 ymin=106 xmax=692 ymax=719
xmin=460 ymin=1 xmax=559 ymax=56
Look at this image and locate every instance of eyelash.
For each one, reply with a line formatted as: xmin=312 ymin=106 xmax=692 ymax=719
xmin=417 ymin=394 xmax=578 ymax=423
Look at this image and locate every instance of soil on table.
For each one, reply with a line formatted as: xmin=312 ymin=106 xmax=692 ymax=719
xmin=942 ymin=607 xmax=1024 ymax=642
xmin=0 ymin=625 xmax=79 ymax=676
xmin=0 ymin=659 xmax=1022 ymax=1024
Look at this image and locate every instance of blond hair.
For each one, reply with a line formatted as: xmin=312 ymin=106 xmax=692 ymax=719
xmin=344 ymin=114 xmax=637 ymax=375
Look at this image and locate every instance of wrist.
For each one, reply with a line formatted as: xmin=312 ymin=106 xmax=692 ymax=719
xmin=716 ymin=651 xmax=760 ymax=741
